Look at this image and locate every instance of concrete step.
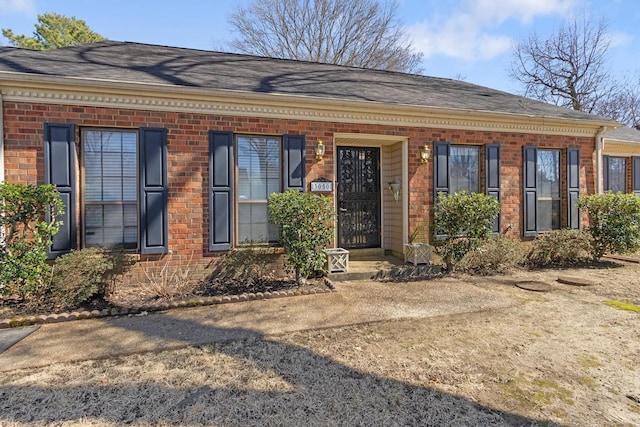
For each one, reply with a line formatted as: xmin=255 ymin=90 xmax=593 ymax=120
xmin=326 ymin=253 xmax=441 ymax=282
xmin=347 ymin=248 xmax=385 ymax=260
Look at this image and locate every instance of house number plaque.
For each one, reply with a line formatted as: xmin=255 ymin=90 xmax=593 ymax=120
xmin=310 ymin=178 xmax=333 ymax=192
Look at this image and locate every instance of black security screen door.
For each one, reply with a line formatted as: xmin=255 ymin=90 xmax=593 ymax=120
xmin=337 ymin=146 xmax=381 ymax=248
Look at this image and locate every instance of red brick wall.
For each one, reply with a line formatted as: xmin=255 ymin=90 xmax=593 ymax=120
xmin=3 ymin=101 xmax=597 ymax=262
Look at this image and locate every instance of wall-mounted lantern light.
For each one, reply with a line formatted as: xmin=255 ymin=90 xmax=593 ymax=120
xmin=388 ymin=177 xmax=401 ymax=202
xmin=420 ymin=144 xmax=431 ymax=163
xmin=315 ymin=140 xmax=325 ymax=160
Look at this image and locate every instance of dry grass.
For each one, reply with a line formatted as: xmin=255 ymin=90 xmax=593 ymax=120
xmin=0 ymin=339 xmax=515 ymax=426
xmin=2 ymin=263 xmax=640 ymax=426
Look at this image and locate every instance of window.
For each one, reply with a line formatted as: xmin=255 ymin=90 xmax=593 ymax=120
xmin=433 ymin=142 xmax=501 ymax=234
xmin=449 ymin=145 xmax=480 ymax=194
xmin=83 ymin=129 xmax=138 ymax=249
xmin=523 ymin=146 xmax=579 ymax=237
xmin=236 ymin=135 xmax=281 ymax=243
xmin=45 ymin=124 xmax=167 ymax=256
xmin=536 ymin=149 xmax=561 ymax=231
xmin=604 ymin=156 xmax=627 ymax=193
xmin=208 ymin=132 xmax=304 ymax=251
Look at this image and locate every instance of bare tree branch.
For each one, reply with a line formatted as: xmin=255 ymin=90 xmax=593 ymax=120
xmin=226 ymin=0 xmax=423 ymax=73
xmin=509 ymin=13 xmax=613 ymax=114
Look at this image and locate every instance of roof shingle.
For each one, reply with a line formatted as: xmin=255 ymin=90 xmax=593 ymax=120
xmin=0 ymin=40 xmax=616 ymax=124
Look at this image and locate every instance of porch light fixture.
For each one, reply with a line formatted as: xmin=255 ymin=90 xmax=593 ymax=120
xmin=420 ymin=144 xmax=431 ymax=163
xmin=388 ymin=177 xmax=401 ymax=202
xmin=315 ymin=140 xmax=325 ymax=160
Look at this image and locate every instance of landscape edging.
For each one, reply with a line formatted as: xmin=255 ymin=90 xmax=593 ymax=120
xmin=0 ymin=278 xmax=336 ymax=329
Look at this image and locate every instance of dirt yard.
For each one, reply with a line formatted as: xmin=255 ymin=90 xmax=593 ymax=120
xmin=1 ymin=261 xmax=639 ymax=426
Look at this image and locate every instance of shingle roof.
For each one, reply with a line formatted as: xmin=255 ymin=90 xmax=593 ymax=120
xmin=0 ymin=40 xmax=615 ymax=124
xmin=604 ymin=126 xmax=640 ymax=143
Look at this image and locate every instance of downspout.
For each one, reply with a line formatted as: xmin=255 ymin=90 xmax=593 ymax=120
xmin=595 ymin=126 xmax=607 ymax=194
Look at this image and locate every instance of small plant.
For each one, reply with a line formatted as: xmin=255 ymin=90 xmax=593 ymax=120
xmin=432 ymin=191 xmax=500 ymax=271
xmin=47 ymin=247 xmax=136 ymax=310
xmin=408 ymin=220 xmax=429 ymax=244
xmin=525 ymin=228 xmax=592 ymax=267
xmin=268 ymin=190 xmax=334 ymax=284
xmin=577 ymin=192 xmax=640 ymax=259
xmin=604 ymin=300 xmax=640 ymax=313
xmin=140 ymin=251 xmax=197 ymax=299
xmin=0 ymin=183 xmax=63 ymax=300
xmin=457 ymin=235 xmax=526 ymax=275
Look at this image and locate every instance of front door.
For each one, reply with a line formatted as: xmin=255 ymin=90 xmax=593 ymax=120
xmin=337 ymin=146 xmax=381 ymax=248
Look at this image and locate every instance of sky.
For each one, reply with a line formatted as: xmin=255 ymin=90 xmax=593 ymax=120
xmin=1 ymin=0 xmax=639 ymax=95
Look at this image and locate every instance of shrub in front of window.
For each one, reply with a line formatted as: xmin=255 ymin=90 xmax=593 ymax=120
xmin=457 ymin=235 xmax=526 ymax=275
xmin=268 ymin=190 xmax=334 ymax=284
xmin=433 ymin=191 xmax=500 ymax=271
xmin=0 ymin=183 xmax=63 ymax=300
xmin=48 ymin=247 xmax=136 ymax=310
xmin=577 ymin=192 xmax=640 ymax=259
xmin=525 ymin=228 xmax=592 ymax=267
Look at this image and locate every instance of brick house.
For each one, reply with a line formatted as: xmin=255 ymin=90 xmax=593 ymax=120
xmin=0 ymin=41 xmax=619 ymax=276
xmin=601 ymin=126 xmax=640 ymax=195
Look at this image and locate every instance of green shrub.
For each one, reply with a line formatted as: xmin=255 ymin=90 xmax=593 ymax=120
xmin=577 ymin=192 xmax=640 ymax=259
xmin=0 ymin=183 xmax=63 ymax=299
xmin=433 ymin=191 xmax=500 ymax=271
xmin=268 ymin=190 xmax=334 ymax=284
xmin=526 ymin=228 xmax=592 ymax=267
xmin=457 ymin=235 xmax=526 ymax=275
xmin=48 ymin=248 xmax=136 ymax=310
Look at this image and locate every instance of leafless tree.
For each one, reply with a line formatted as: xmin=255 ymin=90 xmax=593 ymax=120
xmin=226 ymin=0 xmax=423 ymax=73
xmin=510 ymin=14 xmax=614 ymax=114
xmin=594 ymin=75 xmax=640 ymax=129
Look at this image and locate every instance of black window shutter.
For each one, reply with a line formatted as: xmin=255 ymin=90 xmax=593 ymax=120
xmin=603 ymin=155 xmax=610 ymax=192
xmin=485 ymin=144 xmax=501 ymax=233
xmin=567 ymin=148 xmax=580 ymax=229
xmin=633 ymin=156 xmax=640 ymax=196
xmin=433 ymin=142 xmax=450 ymax=239
xmin=433 ymin=141 xmax=450 ymax=198
xmin=139 ymin=127 xmax=168 ymax=254
xmin=283 ymin=134 xmax=306 ymax=191
xmin=209 ymin=131 xmax=234 ymax=251
xmin=44 ymin=123 xmax=76 ymax=257
xmin=523 ymin=146 xmax=538 ymax=237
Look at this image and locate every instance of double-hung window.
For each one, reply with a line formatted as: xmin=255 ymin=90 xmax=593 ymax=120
xmin=83 ymin=129 xmax=138 ymax=249
xmin=208 ymin=131 xmax=306 ymax=251
xmin=604 ymin=156 xmax=627 ymax=193
xmin=523 ymin=146 xmax=580 ymax=237
xmin=449 ymin=145 xmax=480 ymax=194
xmin=433 ymin=142 xmax=501 ymax=234
xmin=45 ymin=124 xmax=168 ymax=257
xmin=536 ymin=149 xmax=561 ymax=231
xmin=236 ymin=135 xmax=281 ymax=244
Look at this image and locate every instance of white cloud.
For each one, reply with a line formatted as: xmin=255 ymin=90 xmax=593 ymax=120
xmin=0 ymin=0 xmax=36 ymax=16
xmin=608 ymin=30 xmax=633 ymax=48
xmin=406 ymin=0 xmax=578 ymax=61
